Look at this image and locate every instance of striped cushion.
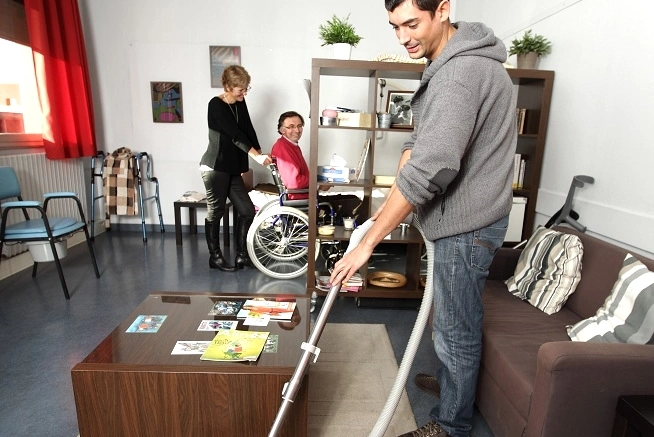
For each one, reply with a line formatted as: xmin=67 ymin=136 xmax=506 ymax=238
xmin=567 ymin=254 xmax=654 ymax=343
xmin=505 ymin=227 xmax=584 ymax=314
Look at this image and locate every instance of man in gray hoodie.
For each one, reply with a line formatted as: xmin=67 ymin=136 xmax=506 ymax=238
xmin=330 ymin=1 xmax=516 ymax=436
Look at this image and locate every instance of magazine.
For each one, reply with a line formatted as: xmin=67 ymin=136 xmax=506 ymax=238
xmin=197 ymin=320 xmax=239 ymax=331
xmin=208 ymin=300 xmax=243 ymax=316
xmin=200 ymin=330 xmax=270 ymax=362
xmin=125 ymin=315 xmax=167 ymax=333
xmin=236 ymin=299 xmax=297 ymax=321
xmin=171 ymin=341 xmax=211 ymax=355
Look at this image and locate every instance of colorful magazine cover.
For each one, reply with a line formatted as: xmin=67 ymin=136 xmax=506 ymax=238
xmin=125 ymin=315 xmax=167 ymax=333
xmin=197 ymin=320 xmax=238 ymax=331
xmin=200 ymin=330 xmax=269 ymax=362
xmin=208 ymin=300 xmax=243 ymax=316
xmin=236 ymin=299 xmax=297 ymax=320
xmin=171 ymin=341 xmax=211 ymax=355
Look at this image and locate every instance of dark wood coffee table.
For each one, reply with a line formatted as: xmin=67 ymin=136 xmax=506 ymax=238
xmin=72 ymin=292 xmax=309 ymax=437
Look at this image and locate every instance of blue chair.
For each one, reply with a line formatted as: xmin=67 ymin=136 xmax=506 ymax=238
xmin=0 ymin=166 xmax=100 ymax=299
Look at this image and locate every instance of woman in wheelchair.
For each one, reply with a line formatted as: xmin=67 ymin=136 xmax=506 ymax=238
xmin=199 ymin=65 xmax=272 ymax=271
xmin=270 ymin=111 xmax=361 ymax=225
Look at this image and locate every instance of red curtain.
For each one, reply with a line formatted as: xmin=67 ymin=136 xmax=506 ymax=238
xmin=24 ymin=0 xmax=97 ymax=159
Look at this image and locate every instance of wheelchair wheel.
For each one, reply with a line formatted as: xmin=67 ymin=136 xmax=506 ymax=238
xmin=255 ymin=199 xmax=280 ymax=218
xmin=246 ymin=206 xmax=310 ymax=279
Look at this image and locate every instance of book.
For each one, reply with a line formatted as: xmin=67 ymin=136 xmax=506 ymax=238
xmin=208 ymin=300 xmax=243 ymax=316
xmin=236 ymin=299 xmax=297 ymax=321
xmin=126 ymin=315 xmax=167 ymax=333
xmin=200 ymin=330 xmax=269 ymax=362
xmin=197 ymin=320 xmax=238 ymax=331
xmin=517 ymin=159 xmax=526 ymax=189
xmin=354 ymin=138 xmax=370 ymax=182
xmin=513 ymin=154 xmax=522 ymax=189
xmin=171 ymin=341 xmax=211 ymax=355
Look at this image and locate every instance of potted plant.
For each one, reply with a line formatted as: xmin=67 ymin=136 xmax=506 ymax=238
xmin=318 ymin=14 xmax=363 ymax=60
xmin=508 ymin=30 xmax=552 ymax=69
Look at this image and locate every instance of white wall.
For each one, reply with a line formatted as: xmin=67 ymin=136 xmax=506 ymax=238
xmin=78 ymin=0 xmax=410 ymax=230
xmin=455 ymin=0 xmax=654 ymax=256
xmin=79 ymin=0 xmax=654 ymax=256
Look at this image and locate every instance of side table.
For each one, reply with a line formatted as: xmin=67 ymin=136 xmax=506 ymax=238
xmin=174 ymin=200 xmax=236 ymax=246
xmin=612 ymin=395 xmax=654 ymax=437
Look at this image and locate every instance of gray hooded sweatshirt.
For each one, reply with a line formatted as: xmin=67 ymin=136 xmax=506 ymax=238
xmin=396 ymin=21 xmax=517 ymax=241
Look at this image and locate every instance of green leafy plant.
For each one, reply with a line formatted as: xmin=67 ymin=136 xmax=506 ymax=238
xmin=318 ymin=14 xmax=363 ymax=47
xmin=508 ymin=30 xmax=552 ymax=57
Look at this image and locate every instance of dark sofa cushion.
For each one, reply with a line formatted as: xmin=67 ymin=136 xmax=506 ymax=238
xmin=481 ymin=281 xmax=581 ymax=418
xmin=555 ymin=227 xmax=654 ymax=319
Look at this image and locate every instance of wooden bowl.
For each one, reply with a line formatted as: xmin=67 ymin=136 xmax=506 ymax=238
xmin=368 ymin=271 xmax=407 ymax=288
xmin=318 ymin=225 xmax=335 ymax=236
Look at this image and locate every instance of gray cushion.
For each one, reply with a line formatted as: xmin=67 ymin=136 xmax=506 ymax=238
xmin=567 ymin=254 xmax=654 ymax=343
xmin=505 ymin=227 xmax=584 ymax=314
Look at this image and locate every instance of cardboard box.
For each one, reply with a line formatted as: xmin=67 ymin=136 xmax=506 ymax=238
xmin=317 ymin=166 xmax=356 ymax=183
xmin=337 ymin=112 xmax=373 ymax=128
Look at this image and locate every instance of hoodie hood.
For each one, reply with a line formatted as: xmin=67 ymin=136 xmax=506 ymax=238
xmin=422 ymin=21 xmax=507 ymax=84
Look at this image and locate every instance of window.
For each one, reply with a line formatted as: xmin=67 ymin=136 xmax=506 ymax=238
xmin=0 ymin=0 xmax=43 ymax=147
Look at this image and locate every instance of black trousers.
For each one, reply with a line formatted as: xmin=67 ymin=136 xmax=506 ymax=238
xmin=201 ymin=170 xmax=255 ymax=223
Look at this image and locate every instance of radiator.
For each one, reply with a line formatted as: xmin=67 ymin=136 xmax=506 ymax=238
xmin=0 ymin=152 xmax=87 ymax=258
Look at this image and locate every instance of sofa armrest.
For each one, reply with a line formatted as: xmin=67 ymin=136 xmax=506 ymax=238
xmin=525 ymin=341 xmax=654 ymax=437
xmin=488 ymin=247 xmax=522 ymax=280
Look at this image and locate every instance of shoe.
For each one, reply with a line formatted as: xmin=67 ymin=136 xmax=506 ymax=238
xmin=398 ymin=421 xmax=452 ymax=437
xmin=414 ymin=373 xmax=441 ymax=397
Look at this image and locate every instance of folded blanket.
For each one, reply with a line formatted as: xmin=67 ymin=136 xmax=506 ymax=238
xmin=103 ymin=147 xmax=138 ymax=227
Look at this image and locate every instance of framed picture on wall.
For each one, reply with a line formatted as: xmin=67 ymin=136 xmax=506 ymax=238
xmin=150 ymin=82 xmax=183 ymax=123
xmin=386 ymin=90 xmax=414 ymax=128
xmin=210 ymin=46 xmax=241 ymax=88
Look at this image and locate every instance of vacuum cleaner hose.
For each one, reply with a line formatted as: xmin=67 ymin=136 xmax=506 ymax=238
xmin=367 ymin=216 xmax=433 ymax=436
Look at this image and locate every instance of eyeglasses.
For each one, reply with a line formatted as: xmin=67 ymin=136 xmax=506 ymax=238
xmin=283 ymin=124 xmax=304 ymax=130
xmin=234 ymin=86 xmax=251 ymax=94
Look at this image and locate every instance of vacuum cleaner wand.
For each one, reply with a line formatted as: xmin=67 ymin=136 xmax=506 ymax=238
xmin=267 ymin=220 xmax=376 ymax=437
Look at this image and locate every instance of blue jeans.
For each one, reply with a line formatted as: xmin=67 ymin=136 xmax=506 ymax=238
xmin=429 ymin=216 xmax=508 ymax=437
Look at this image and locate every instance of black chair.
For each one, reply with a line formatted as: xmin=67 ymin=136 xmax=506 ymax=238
xmin=0 ymin=166 xmax=100 ymax=299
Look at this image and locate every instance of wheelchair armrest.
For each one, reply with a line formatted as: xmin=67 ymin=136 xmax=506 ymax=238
xmin=285 ymin=188 xmax=310 ymax=195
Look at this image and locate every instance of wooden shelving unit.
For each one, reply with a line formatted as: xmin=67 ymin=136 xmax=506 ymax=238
xmin=307 ymin=59 xmax=424 ymax=299
xmin=306 ymin=58 xmax=554 ymax=298
xmin=508 ymin=68 xmax=554 ymax=241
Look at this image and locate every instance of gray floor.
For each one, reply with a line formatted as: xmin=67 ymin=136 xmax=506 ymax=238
xmin=0 ymin=228 xmax=494 ymax=437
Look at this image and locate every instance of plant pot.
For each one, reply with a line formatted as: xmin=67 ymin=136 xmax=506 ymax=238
xmin=333 ymin=43 xmax=352 ymax=60
xmin=517 ymin=52 xmax=539 ymax=69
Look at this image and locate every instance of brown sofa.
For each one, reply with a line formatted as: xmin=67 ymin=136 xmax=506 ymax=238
xmin=476 ymin=225 xmax=654 ymax=437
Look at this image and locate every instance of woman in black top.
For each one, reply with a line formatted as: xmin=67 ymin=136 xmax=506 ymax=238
xmin=200 ymin=65 xmax=271 ymax=271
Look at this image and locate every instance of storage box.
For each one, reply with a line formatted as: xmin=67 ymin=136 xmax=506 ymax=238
xmin=506 ymin=197 xmax=527 ymax=242
xmin=337 ymin=112 xmax=373 ymax=128
xmin=317 ymin=166 xmax=356 ymax=183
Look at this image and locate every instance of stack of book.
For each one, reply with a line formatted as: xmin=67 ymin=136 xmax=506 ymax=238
xmin=316 ymin=272 xmax=363 ymax=292
xmin=513 ymin=153 xmax=526 ymax=189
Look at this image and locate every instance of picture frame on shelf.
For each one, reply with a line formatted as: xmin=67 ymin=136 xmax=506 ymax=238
xmin=150 ymin=82 xmax=183 ymax=123
xmin=209 ymin=46 xmax=241 ymax=88
xmin=386 ymin=90 xmax=413 ymax=128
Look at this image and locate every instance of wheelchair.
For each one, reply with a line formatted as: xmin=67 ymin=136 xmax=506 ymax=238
xmin=246 ymin=163 xmax=335 ymax=279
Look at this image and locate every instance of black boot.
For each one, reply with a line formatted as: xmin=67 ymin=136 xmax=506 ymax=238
xmin=205 ymin=219 xmax=236 ymax=272
xmin=234 ymin=217 xmax=255 ymax=269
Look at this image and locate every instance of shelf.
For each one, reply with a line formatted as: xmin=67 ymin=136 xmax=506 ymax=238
xmin=307 ymin=59 xmax=553 ymax=297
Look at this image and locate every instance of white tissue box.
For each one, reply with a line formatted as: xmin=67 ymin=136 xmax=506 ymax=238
xmin=317 ymin=166 xmax=355 ymax=182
